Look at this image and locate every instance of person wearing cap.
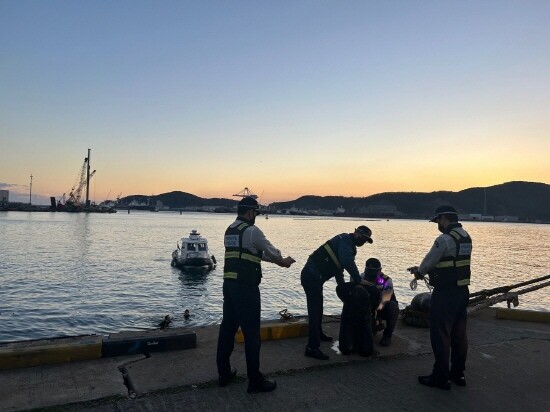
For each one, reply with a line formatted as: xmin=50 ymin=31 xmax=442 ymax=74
xmin=300 ymin=225 xmax=373 ymax=360
xmin=216 ymin=196 xmax=296 ymax=394
xmin=363 ymin=258 xmax=399 ymax=347
xmin=408 ymin=205 xmax=472 ymax=390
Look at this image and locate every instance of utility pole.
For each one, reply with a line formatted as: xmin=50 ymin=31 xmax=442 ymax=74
xmin=85 ymin=148 xmax=91 ymax=207
xmin=29 ymin=174 xmax=33 ymax=205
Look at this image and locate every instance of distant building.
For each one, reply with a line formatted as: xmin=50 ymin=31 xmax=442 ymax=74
xmin=494 ymin=215 xmax=519 ymax=222
xmin=0 ymin=190 xmax=8 ymax=204
xmin=461 ymin=213 xmax=482 ymax=221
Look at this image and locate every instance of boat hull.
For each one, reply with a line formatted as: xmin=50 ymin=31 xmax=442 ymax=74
xmin=173 ymin=257 xmax=214 ymax=270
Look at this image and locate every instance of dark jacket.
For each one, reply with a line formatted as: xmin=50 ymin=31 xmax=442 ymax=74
xmin=336 ymin=282 xmax=381 ymax=322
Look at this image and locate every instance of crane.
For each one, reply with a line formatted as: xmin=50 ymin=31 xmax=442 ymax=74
xmin=65 ymin=156 xmax=95 ymax=206
xmin=233 ymin=187 xmax=258 ymax=199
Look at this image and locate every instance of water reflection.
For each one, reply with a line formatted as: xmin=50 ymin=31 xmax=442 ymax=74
xmin=176 ymin=267 xmax=211 ymax=286
xmin=1 ymin=212 xmax=548 ymax=343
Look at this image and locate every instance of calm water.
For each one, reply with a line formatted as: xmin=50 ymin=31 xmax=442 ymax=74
xmin=1 ymin=211 xmax=549 ymax=343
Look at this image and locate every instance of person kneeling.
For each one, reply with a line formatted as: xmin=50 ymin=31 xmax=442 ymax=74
xmin=336 ymin=282 xmax=381 ymax=357
xmin=363 ymin=258 xmax=400 ymax=347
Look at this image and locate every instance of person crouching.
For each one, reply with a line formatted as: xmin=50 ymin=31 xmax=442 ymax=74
xmin=336 ymin=282 xmax=381 ymax=357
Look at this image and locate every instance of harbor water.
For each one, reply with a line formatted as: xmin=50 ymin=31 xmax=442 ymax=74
xmin=1 ymin=211 xmax=549 ymax=343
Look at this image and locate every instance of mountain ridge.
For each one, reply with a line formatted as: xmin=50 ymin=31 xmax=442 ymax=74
xmin=119 ymin=181 xmax=550 ymax=222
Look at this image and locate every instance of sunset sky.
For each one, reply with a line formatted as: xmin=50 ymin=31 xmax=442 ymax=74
xmin=1 ymin=1 xmax=549 ymax=205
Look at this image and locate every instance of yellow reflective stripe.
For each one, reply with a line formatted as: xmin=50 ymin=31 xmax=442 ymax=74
xmin=241 ymin=254 xmax=262 ymax=264
xmin=224 ymin=272 xmax=238 ymax=279
xmin=449 ymin=230 xmax=461 ymax=240
xmin=435 ymin=259 xmax=470 ymax=268
xmin=225 ymin=251 xmax=261 ymax=263
xmin=323 ymin=243 xmax=342 ymax=269
xmin=237 ymin=222 xmax=248 ymax=230
xmin=457 ymin=278 xmax=471 ymax=286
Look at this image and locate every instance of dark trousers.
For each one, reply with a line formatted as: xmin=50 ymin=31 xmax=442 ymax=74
xmin=216 ymin=279 xmax=262 ymax=384
xmin=376 ymin=300 xmax=399 ymax=338
xmin=339 ymin=315 xmax=373 ymax=356
xmin=301 ymin=265 xmax=325 ymax=350
xmin=430 ymin=286 xmax=469 ymax=380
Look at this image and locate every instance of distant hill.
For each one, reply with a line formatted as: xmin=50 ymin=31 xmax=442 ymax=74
xmin=119 ymin=181 xmax=550 ymax=221
xmin=271 ymin=181 xmax=550 ymax=222
xmin=119 ymin=191 xmax=239 ymax=209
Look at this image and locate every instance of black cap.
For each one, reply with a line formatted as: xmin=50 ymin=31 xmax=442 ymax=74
xmin=355 ymin=225 xmax=373 ymax=243
xmin=238 ymin=196 xmax=262 ymax=214
xmin=430 ymin=205 xmax=458 ymax=222
xmin=365 ymin=257 xmax=381 ymax=276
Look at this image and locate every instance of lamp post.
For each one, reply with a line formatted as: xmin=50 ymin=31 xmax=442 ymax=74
xmin=29 ymin=174 xmax=33 ymax=205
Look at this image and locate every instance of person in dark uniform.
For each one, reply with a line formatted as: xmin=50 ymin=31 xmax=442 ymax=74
xmin=408 ymin=205 xmax=472 ymax=390
xmin=336 ymin=281 xmax=381 ymax=357
xmin=363 ymin=258 xmax=400 ymax=347
xmin=301 ymin=225 xmax=373 ymax=360
xmin=216 ymin=197 xmax=296 ymax=394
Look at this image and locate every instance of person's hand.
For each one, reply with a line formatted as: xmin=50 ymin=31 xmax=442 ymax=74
xmin=280 ymin=256 xmax=296 ymax=268
xmin=407 ymin=266 xmax=419 ymax=275
xmin=407 ymin=266 xmax=423 ymax=280
xmin=377 ymin=303 xmax=384 ymax=311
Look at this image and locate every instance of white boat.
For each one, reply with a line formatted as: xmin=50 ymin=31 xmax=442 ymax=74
xmin=171 ymin=230 xmax=216 ymax=271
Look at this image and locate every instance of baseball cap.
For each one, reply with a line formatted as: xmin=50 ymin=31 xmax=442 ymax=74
xmin=238 ymin=196 xmax=262 ymax=214
xmin=429 ymin=205 xmax=458 ymax=222
xmin=356 ymin=225 xmax=373 ymax=243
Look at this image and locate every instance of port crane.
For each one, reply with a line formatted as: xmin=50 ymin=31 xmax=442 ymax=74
xmin=233 ymin=187 xmax=258 ymax=199
xmin=64 ymin=150 xmax=95 ymax=206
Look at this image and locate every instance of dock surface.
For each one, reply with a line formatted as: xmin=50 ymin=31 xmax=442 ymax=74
xmin=1 ymin=308 xmax=549 ymax=412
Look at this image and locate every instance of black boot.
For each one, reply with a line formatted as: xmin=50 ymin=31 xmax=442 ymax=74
xmin=247 ymin=378 xmax=277 ymax=394
xmin=218 ymin=367 xmax=237 ymax=387
xmin=305 ymin=346 xmax=329 ymax=360
xmin=418 ymin=374 xmax=451 ymax=390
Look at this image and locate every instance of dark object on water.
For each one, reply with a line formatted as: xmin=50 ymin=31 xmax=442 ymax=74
xmin=184 ymin=309 xmax=190 ymax=320
xmin=158 ymin=315 xmax=172 ymax=329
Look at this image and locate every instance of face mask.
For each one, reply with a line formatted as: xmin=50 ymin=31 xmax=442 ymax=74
xmin=365 ymin=272 xmax=377 ymax=282
xmin=437 ymin=221 xmax=444 ymax=233
xmin=355 ymin=237 xmax=367 ymax=246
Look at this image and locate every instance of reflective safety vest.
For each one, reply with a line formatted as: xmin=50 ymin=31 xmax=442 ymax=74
xmin=429 ymin=225 xmax=472 ymax=289
xmin=223 ymin=221 xmax=263 ymax=285
xmin=309 ymin=235 xmax=350 ymax=282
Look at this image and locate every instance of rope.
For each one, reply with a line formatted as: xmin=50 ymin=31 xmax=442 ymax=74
xmin=410 ymin=276 xmax=433 ymax=292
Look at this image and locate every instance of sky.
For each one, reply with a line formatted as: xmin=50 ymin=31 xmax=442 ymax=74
xmin=1 ymin=1 xmax=549 ymax=205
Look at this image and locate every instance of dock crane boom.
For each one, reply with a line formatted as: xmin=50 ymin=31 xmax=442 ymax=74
xmin=66 ymin=155 xmax=95 ymax=206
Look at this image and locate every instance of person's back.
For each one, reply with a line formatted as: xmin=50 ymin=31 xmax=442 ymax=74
xmin=336 ymin=282 xmax=380 ymax=356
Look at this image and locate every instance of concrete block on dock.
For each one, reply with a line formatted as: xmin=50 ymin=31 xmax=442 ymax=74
xmin=235 ymin=318 xmax=309 ymax=343
xmin=0 ymin=335 xmax=102 ymax=370
xmin=496 ymin=308 xmax=550 ymax=323
xmin=102 ymin=328 xmax=196 ymax=357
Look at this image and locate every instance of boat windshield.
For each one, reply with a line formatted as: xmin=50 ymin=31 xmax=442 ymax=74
xmin=186 ymin=243 xmax=207 ymax=251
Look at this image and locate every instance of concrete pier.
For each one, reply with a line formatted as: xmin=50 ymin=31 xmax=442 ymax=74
xmin=0 ymin=308 xmax=549 ymax=411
